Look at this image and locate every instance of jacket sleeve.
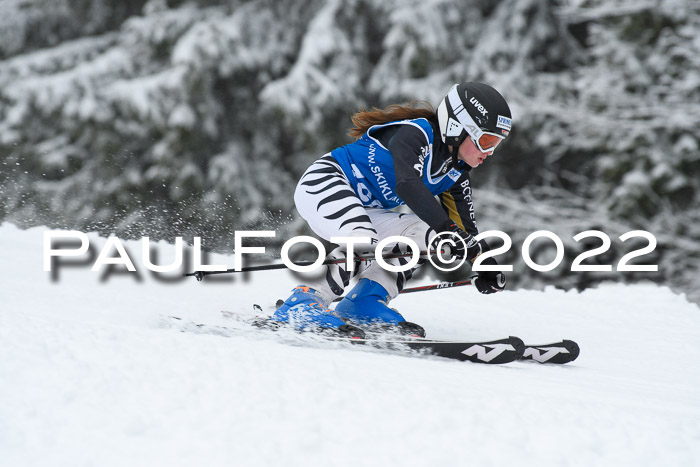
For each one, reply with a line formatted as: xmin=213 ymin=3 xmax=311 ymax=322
xmin=388 ymin=125 xmax=453 ymax=232
xmin=438 ymin=171 xmax=478 ymax=236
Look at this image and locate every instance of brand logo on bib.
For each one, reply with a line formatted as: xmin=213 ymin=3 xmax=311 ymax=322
xmin=447 ymin=168 xmax=461 ymax=181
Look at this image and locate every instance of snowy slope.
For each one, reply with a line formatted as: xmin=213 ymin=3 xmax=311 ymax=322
xmin=1 ymin=223 xmax=699 ymax=467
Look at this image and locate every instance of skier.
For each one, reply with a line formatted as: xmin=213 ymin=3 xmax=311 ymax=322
xmin=271 ymin=82 xmax=511 ymax=338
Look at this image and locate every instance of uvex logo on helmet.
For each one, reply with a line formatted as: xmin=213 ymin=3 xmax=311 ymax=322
xmin=468 ymin=94 xmax=488 ymax=116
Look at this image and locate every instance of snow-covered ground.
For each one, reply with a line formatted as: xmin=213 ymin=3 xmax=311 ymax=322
xmin=1 ymin=222 xmax=699 ymax=467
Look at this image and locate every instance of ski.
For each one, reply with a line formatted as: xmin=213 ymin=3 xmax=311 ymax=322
xmin=262 ymin=306 xmax=580 ymax=365
xmin=166 ymin=313 xmax=525 ymax=364
xmin=359 ymin=335 xmax=526 ymax=364
xmin=353 ymin=331 xmax=578 ymax=364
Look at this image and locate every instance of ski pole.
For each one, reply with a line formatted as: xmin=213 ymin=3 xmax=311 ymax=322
xmin=398 ymin=279 xmax=472 ymax=294
xmin=184 ymin=250 xmax=434 ymax=281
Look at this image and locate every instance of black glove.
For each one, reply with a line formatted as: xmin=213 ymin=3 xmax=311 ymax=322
xmin=471 ymin=270 xmax=506 ymax=294
xmin=470 ymin=254 xmax=507 ymax=294
xmin=435 ymin=221 xmax=482 ymax=261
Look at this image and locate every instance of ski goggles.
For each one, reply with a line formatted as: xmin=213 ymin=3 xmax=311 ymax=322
xmin=469 ymin=131 xmax=504 ymax=153
xmin=447 ymin=85 xmax=506 ymax=154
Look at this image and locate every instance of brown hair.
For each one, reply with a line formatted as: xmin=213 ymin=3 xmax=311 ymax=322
xmin=347 ymin=100 xmax=437 ymax=139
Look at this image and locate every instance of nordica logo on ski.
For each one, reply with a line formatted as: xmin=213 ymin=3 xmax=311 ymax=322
xmin=462 ymin=343 xmax=515 ymax=362
xmin=522 ymin=346 xmax=570 ymax=363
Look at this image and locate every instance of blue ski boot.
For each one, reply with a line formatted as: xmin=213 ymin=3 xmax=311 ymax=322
xmin=271 ymin=286 xmax=365 ymax=338
xmin=334 ymin=279 xmax=426 ymax=337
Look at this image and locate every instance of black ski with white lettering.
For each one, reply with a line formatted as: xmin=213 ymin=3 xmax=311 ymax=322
xmin=253 ymin=306 xmax=581 ymax=364
xmin=520 ymin=340 xmax=580 ymax=364
xmin=367 ymin=335 xmax=526 ymax=364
